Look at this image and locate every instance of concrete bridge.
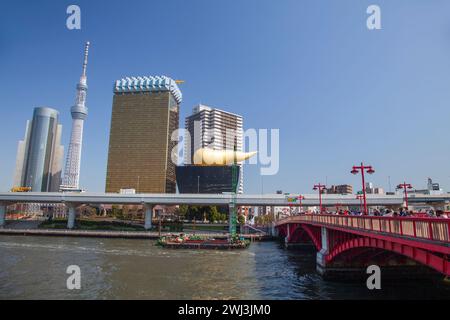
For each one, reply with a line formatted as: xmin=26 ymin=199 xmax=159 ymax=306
xmin=274 ymin=214 xmax=450 ymax=278
xmin=0 ymin=192 xmax=449 ymax=230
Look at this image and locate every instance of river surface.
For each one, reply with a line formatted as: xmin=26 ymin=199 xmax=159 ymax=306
xmin=0 ymin=235 xmax=448 ymax=300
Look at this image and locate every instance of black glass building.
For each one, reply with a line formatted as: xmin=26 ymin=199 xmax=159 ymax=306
xmin=176 ymin=165 xmax=240 ymax=194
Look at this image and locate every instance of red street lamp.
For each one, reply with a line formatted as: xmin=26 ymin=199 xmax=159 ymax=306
xmin=298 ymin=195 xmax=305 ymax=213
xmin=356 ymin=194 xmax=364 ymax=213
xmin=396 ymin=182 xmax=413 ymax=209
xmin=313 ymin=184 xmax=326 ymax=213
xmin=351 ymin=162 xmax=375 ymax=215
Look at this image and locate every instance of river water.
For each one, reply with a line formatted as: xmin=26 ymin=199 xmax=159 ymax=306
xmin=0 ymin=235 xmax=448 ymax=300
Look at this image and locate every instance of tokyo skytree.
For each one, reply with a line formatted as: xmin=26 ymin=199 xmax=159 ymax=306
xmin=61 ymin=41 xmax=90 ymax=191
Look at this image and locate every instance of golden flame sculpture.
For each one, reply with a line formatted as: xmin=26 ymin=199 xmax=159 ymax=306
xmin=193 ymin=148 xmax=257 ymax=166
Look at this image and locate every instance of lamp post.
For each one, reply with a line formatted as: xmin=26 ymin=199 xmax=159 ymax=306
xmin=351 ymin=162 xmax=375 ymax=215
xmin=356 ymin=194 xmax=364 ymax=213
xmin=298 ymin=195 xmax=305 ymax=213
xmin=397 ymin=182 xmax=413 ymax=209
xmin=313 ymin=184 xmax=326 ymax=213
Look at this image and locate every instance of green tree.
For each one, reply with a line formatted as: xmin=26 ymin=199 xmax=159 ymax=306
xmin=111 ymin=205 xmax=123 ymax=220
xmin=187 ymin=206 xmax=200 ymax=221
xmin=176 ymin=205 xmax=188 ymax=219
xmin=208 ymin=206 xmax=220 ymax=222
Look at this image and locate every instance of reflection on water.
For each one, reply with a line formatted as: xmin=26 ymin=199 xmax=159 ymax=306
xmin=0 ymin=236 xmax=448 ymax=299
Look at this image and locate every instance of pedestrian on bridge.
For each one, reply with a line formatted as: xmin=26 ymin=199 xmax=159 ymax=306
xmin=399 ymin=208 xmax=408 ymax=217
xmin=427 ymin=209 xmax=436 ymax=218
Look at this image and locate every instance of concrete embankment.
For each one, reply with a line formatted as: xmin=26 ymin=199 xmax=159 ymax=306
xmin=0 ymin=228 xmax=272 ymax=241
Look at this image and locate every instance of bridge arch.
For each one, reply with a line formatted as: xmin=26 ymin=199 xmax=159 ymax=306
xmin=286 ymin=224 xmax=322 ymax=251
xmin=277 ymin=224 xmax=288 ymax=238
xmin=326 ymin=237 xmax=449 ymax=276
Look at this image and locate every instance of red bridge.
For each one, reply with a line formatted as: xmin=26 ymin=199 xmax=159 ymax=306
xmin=274 ymin=215 xmax=450 ymax=278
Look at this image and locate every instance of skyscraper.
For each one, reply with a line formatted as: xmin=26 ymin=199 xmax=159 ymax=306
xmin=13 ymin=107 xmax=64 ymax=192
xmin=61 ymin=41 xmax=90 ymax=191
xmin=105 ymin=76 xmax=182 ymax=193
xmin=184 ymin=104 xmax=244 ymax=193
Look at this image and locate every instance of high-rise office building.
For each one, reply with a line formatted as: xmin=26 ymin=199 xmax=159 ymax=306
xmin=184 ymin=104 xmax=244 ymax=193
xmin=105 ymin=76 xmax=182 ymax=193
xmin=13 ymin=107 xmax=64 ymax=192
xmin=62 ymin=41 xmax=90 ymax=191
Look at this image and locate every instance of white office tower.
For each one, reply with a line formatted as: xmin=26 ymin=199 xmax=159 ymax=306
xmin=185 ymin=104 xmax=244 ymax=193
xmin=61 ymin=41 xmax=90 ymax=191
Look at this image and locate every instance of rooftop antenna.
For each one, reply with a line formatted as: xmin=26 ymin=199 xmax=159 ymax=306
xmin=81 ymin=41 xmax=90 ymax=79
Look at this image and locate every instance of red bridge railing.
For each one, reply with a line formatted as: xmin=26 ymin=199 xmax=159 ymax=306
xmin=275 ymin=215 xmax=450 ymax=243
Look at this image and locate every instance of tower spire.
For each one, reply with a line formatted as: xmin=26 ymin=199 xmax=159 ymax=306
xmin=61 ymin=41 xmax=91 ymax=191
xmin=81 ymin=41 xmax=90 ymax=78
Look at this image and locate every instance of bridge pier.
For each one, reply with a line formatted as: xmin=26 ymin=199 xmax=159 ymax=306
xmin=284 ymin=223 xmax=291 ymax=246
xmin=144 ymin=204 xmax=153 ymax=230
xmin=316 ymin=227 xmax=329 ymax=275
xmin=67 ymin=204 xmax=77 ymax=229
xmin=271 ymin=222 xmax=277 ymax=237
xmin=0 ymin=204 xmax=6 ymax=228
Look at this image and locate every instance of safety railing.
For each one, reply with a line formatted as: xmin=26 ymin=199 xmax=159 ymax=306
xmin=275 ymin=214 xmax=450 ymax=242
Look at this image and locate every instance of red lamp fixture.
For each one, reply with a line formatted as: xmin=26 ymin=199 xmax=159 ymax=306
xmin=313 ymin=184 xmax=326 ymax=213
xmin=351 ymin=162 xmax=375 ymax=215
xmin=396 ymin=182 xmax=413 ymax=209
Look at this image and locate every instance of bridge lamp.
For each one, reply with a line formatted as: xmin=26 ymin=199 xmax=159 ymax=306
xmin=396 ymin=182 xmax=413 ymax=210
xmin=356 ymin=195 xmax=364 ymax=213
xmin=313 ymin=184 xmax=326 ymax=214
xmin=350 ymin=162 xmax=375 ymax=215
xmin=298 ymin=195 xmax=305 ymax=213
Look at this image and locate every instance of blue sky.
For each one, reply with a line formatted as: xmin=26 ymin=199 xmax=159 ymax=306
xmin=1 ymin=0 xmax=450 ymax=194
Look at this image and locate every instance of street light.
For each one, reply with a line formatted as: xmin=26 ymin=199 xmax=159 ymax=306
xmin=298 ymin=195 xmax=305 ymax=213
xmin=396 ymin=182 xmax=413 ymax=209
xmin=351 ymin=162 xmax=375 ymax=215
xmin=313 ymin=184 xmax=326 ymax=213
xmin=356 ymin=194 xmax=364 ymax=213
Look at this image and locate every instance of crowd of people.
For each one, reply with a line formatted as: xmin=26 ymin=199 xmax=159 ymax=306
xmin=300 ymin=207 xmax=449 ymax=218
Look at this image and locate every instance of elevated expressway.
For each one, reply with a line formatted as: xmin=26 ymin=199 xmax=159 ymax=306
xmin=0 ymin=192 xmax=448 ymax=229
